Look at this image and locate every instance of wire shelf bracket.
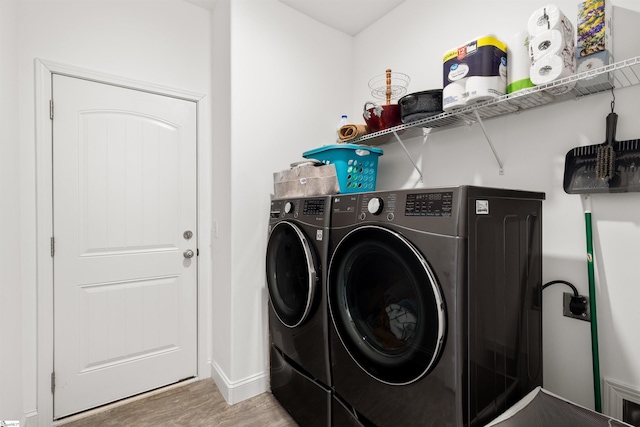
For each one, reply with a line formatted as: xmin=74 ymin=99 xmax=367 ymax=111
xmin=473 ymin=110 xmax=504 ymax=175
xmin=392 ymin=130 xmax=423 ymax=182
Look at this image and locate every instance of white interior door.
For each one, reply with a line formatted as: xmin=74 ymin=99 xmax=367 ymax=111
xmin=52 ymin=74 xmax=198 ymax=419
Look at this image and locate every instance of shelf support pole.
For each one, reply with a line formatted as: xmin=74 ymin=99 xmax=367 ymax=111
xmin=474 ymin=110 xmax=504 ymax=175
xmin=392 ymin=130 xmax=423 ymax=182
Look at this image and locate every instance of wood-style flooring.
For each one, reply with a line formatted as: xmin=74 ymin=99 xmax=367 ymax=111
xmin=61 ymin=379 xmax=298 ymax=427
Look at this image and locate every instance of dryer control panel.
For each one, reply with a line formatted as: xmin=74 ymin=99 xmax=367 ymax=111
xmin=359 ymin=193 xmax=397 ymax=222
xmin=269 ymin=197 xmax=331 ymax=228
xmin=404 ymin=192 xmax=453 ymax=217
xmin=331 ymin=188 xmax=465 ymax=237
xmin=355 ymin=191 xmax=454 ymax=221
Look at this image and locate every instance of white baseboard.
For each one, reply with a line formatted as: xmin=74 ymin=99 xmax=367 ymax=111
xmin=209 ymin=359 xmax=268 ymax=405
xmin=22 ymin=409 xmax=37 ymax=427
xmin=603 ymin=377 xmax=640 ymax=421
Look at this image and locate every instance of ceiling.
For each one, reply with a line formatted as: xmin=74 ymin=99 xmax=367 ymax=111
xmin=278 ymin=0 xmax=406 ymax=36
xmin=184 ymin=0 xmax=217 ymax=10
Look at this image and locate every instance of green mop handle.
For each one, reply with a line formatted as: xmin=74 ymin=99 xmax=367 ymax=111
xmin=585 ymin=206 xmax=602 ymax=412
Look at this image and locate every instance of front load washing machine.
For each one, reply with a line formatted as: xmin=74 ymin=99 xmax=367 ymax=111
xmin=328 ymin=186 xmax=544 ymax=427
xmin=266 ymin=196 xmax=332 ymax=427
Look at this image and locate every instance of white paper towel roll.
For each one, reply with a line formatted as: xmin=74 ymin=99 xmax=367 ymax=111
xmin=530 ymin=54 xmax=576 ymax=95
xmin=443 ymin=79 xmax=467 ymax=111
xmin=466 ymin=76 xmax=506 ymax=104
xmin=529 ymin=29 xmax=567 ymax=61
xmin=528 ymin=4 xmax=571 ymax=36
xmin=507 ymin=31 xmax=534 ymax=93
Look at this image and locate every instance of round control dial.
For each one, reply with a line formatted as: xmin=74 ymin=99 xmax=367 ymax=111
xmin=367 ymin=197 xmax=384 ymax=215
xmin=284 ymin=201 xmax=294 ymax=214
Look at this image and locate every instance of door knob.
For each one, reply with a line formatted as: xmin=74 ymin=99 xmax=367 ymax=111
xmin=183 ymin=249 xmax=195 ymax=259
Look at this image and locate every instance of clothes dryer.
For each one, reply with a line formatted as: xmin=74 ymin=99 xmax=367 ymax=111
xmin=266 ymin=196 xmax=332 ymax=427
xmin=328 ymin=187 xmax=544 ymax=427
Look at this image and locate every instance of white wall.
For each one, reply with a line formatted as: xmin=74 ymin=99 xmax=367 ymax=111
xmin=211 ymin=0 xmax=234 ymax=400
xmin=349 ymin=0 xmax=640 ymax=410
xmin=0 ymin=0 xmax=23 ymax=422
xmin=7 ymin=0 xmax=212 ymax=424
xmin=218 ymin=0 xmax=353 ymax=400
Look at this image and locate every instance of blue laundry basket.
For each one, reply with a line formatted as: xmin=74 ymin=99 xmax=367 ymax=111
xmin=302 ymin=144 xmax=383 ymax=194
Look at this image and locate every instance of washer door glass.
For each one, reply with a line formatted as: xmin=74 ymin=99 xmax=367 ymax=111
xmin=266 ymin=221 xmax=318 ymax=328
xmin=328 ymin=225 xmax=446 ymax=385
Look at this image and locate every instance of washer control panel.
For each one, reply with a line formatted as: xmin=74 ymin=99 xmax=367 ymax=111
xmin=354 ymin=191 xmax=456 ymax=222
xmin=359 ymin=193 xmax=397 ymax=221
xmin=333 ymin=189 xmax=459 ymax=226
xmin=269 ymin=198 xmax=329 ymax=226
xmin=303 ymin=198 xmax=325 ymax=216
xmin=405 ymin=191 xmax=453 ymax=217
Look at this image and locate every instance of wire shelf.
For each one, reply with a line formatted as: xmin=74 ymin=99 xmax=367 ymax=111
xmin=354 ymin=55 xmax=640 ymax=146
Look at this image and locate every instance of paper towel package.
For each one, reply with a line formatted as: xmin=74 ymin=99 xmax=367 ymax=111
xmin=528 ymin=5 xmax=576 ymax=96
xmin=530 ymin=54 xmax=576 ymax=95
xmin=507 ymin=31 xmax=535 ymax=94
xmin=577 ymin=0 xmax=613 ymax=58
xmin=530 ymin=29 xmax=572 ymax=62
xmin=442 ymin=35 xmax=507 ymax=110
xmin=528 ymin=4 xmax=573 ymax=38
xmin=529 ymin=28 xmax=576 ymax=75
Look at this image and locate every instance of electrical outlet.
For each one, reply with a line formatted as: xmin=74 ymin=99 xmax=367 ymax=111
xmin=563 ymin=292 xmax=591 ymax=321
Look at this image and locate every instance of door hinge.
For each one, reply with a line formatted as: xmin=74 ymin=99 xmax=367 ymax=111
xmin=50 ymin=237 xmax=55 ymax=257
xmin=51 ymin=371 xmax=55 ymax=394
xmin=50 ymin=100 xmax=54 ymax=120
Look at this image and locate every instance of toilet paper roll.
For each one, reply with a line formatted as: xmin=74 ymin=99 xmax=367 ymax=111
xmin=529 ymin=29 xmax=567 ymax=61
xmin=443 ymin=79 xmax=467 ymax=111
xmin=465 ymin=76 xmax=506 ymax=104
xmin=530 ymin=54 xmax=576 ymax=95
xmin=528 ymin=4 xmax=572 ymax=37
xmin=507 ymin=31 xmax=534 ymax=93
